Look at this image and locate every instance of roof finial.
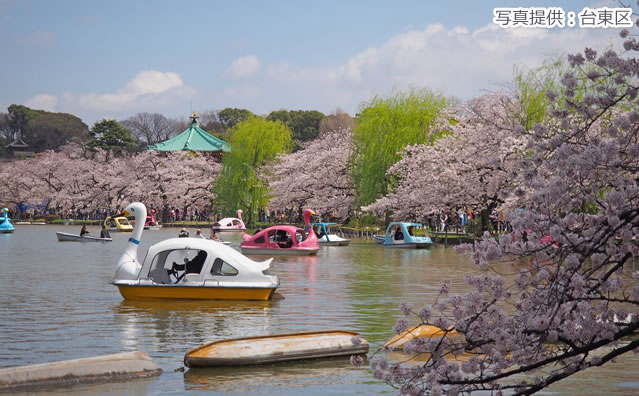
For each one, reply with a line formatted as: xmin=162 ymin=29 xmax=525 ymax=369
xmin=190 ymin=111 xmax=199 ymax=125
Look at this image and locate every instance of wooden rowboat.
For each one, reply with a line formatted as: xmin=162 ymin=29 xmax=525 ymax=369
xmin=184 ymin=330 xmax=369 ymax=367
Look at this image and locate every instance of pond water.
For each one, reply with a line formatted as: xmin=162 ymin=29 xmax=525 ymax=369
xmin=0 ymin=225 xmax=637 ymax=395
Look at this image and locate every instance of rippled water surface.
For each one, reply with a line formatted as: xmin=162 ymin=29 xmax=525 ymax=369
xmin=1 ymin=225 xmax=637 ymax=395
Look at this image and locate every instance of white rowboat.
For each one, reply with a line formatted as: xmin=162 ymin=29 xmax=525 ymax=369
xmin=56 ymin=231 xmax=112 ymax=242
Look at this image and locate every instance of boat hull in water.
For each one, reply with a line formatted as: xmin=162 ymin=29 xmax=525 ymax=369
xmin=184 ymin=330 xmax=369 ymax=367
xmin=318 ymin=235 xmax=351 ymax=246
xmin=115 ymin=284 xmax=276 ymax=301
xmin=240 ymin=247 xmax=318 ymax=256
xmin=383 ymin=242 xmax=431 ymax=249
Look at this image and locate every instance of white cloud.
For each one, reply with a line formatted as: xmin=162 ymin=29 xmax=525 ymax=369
xmin=24 ymin=94 xmax=57 ymax=111
xmin=78 ymin=70 xmax=185 ymax=111
xmin=222 ymin=85 xmax=261 ymax=101
xmin=250 ymin=22 xmax=620 ymax=114
xmin=223 ymin=55 xmax=261 ymax=79
xmin=16 ymin=30 xmax=55 ymax=46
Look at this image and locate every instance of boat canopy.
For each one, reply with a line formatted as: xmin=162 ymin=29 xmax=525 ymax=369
xmin=135 ymin=238 xmax=273 ymax=285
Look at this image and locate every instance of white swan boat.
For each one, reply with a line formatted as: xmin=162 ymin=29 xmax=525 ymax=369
xmin=312 ymin=222 xmax=351 ymax=246
xmin=212 ymin=209 xmax=246 ymax=232
xmin=112 ymin=202 xmax=279 ymax=301
xmin=56 ymin=231 xmax=112 ymax=242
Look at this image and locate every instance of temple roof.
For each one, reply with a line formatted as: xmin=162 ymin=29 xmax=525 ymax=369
xmin=7 ymin=138 xmax=29 ymax=148
xmin=147 ymin=113 xmax=231 ymax=152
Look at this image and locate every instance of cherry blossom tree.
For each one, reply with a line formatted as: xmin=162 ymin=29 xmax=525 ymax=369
xmin=363 ymin=93 xmax=527 ymax=226
xmin=0 ymin=144 xmax=221 ymax=216
xmin=126 ymin=151 xmax=222 ymax=215
xmin=367 ymin=32 xmax=639 ymax=396
xmin=266 ymin=128 xmax=354 ymax=219
xmin=0 ymin=156 xmax=40 ymax=208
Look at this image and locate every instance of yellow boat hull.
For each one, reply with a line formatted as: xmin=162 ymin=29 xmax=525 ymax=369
xmin=385 ymin=324 xmax=462 ymax=350
xmin=117 ymin=285 xmax=276 ymax=301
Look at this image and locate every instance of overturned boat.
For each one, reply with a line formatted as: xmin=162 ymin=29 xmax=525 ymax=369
xmin=184 ymin=330 xmax=369 ymax=367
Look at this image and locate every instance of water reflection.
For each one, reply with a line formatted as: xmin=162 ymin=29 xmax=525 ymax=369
xmin=7 ymin=376 xmax=158 ymax=396
xmin=183 ymin=358 xmax=370 ymax=393
xmin=114 ymin=299 xmax=280 ymax=352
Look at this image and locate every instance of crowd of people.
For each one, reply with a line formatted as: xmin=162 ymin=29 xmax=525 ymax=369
xmin=422 ymin=207 xmax=510 ymax=235
xmin=5 ymin=203 xmax=215 ymax=224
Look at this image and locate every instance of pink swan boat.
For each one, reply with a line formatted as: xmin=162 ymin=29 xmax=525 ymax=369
xmin=144 ymin=209 xmax=162 ymax=230
xmin=240 ymin=209 xmax=319 ymax=256
xmin=212 ymin=210 xmax=246 ymax=232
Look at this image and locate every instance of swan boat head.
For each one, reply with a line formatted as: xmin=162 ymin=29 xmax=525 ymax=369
xmin=114 ymin=202 xmax=147 ymax=281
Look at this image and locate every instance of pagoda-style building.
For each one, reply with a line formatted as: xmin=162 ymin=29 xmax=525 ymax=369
xmin=147 ymin=112 xmax=230 ymax=159
xmin=6 ymin=137 xmax=34 ymax=158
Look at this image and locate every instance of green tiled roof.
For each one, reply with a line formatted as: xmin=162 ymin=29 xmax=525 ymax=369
xmin=148 ymin=115 xmax=230 ymax=152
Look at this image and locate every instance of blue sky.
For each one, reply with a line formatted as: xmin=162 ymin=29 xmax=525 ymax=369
xmin=0 ymin=0 xmax=626 ymax=126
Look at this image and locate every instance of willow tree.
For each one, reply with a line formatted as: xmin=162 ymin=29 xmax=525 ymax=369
xmin=213 ymin=117 xmax=291 ymax=226
xmin=351 ymin=88 xmax=450 ymax=208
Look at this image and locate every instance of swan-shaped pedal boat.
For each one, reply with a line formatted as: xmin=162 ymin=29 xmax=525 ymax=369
xmin=104 ymin=214 xmax=133 ymax=232
xmin=212 ymin=209 xmax=246 ymax=232
xmin=0 ymin=208 xmax=15 ymax=233
xmin=144 ymin=209 xmax=162 ymax=230
xmin=312 ymin=222 xmax=351 ymax=246
xmin=376 ymin=222 xmax=433 ymax=249
xmin=112 ymin=202 xmax=279 ymax=301
xmin=240 ymin=209 xmax=319 ymax=256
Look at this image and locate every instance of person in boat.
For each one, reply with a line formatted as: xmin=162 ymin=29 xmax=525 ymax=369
xmin=179 ymin=228 xmax=189 ymax=238
xmin=277 ymin=230 xmax=293 ymax=248
xmin=100 ymin=224 xmax=111 ymax=239
xmin=195 ymin=229 xmax=206 ymax=239
xmin=172 ymin=250 xmax=208 ymax=275
xmin=80 ymin=225 xmax=89 ymax=236
xmin=210 ymin=228 xmax=220 ymax=241
xmin=394 ymin=227 xmax=403 ymax=241
xmin=316 ymin=226 xmax=325 ymax=239
xmin=253 ymin=227 xmax=262 ymax=235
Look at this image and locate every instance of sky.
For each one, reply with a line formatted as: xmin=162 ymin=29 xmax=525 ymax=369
xmin=0 ymin=0 xmax=629 ymax=126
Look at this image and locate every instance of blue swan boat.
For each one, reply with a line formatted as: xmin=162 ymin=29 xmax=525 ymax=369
xmin=0 ymin=208 xmax=15 ymax=233
xmin=374 ymin=222 xmax=432 ymax=248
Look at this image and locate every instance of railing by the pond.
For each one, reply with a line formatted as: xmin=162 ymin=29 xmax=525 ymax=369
xmin=341 ymin=227 xmax=380 ymax=240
